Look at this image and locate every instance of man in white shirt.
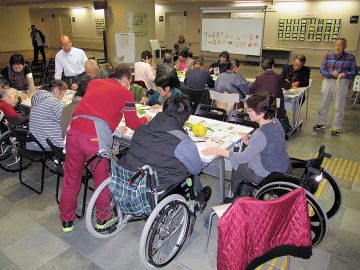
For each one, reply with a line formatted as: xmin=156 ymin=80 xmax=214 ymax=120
xmin=134 ymin=50 xmax=156 ymax=90
xmin=55 ymin=35 xmax=88 ymax=89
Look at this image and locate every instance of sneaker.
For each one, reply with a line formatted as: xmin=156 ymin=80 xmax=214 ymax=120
xmin=62 ymin=221 xmax=73 ymax=233
xmin=331 ymin=129 xmax=340 ymax=136
xmin=95 ymin=215 xmax=117 ymax=230
xmin=313 ymin=124 xmax=327 ymax=130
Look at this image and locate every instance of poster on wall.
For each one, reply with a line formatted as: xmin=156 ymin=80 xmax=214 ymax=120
xmin=307 ymin=18 xmax=317 ymax=41
xmin=284 ymin=19 xmax=292 ymax=41
xmin=331 ymin=19 xmax=341 ymax=42
xmin=299 ymin=19 xmax=307 ymax=41
xmin=291 ymin=19 xmax=299 ymax=41
xmin=278 ymin=19 xmax=285 ymax=40
xmin=115 ymin=33 xmax=136 ymax=63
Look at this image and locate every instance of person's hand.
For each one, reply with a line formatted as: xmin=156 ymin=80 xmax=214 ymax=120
xmin=119 ymin=126 xmax=128 ymax=134
xmin=71 ymin=83 xmax=78 ymax=90
xmin=143 ymin=114 xmax=152 ymax=122
xmin=209 ymin=67 xmax=214 ymax=73
xmin=139 ymin=96 xmax=148 ymax=105
xmin=151 ymin=104 xmax=163 ymax=110
xmin=331 ymin=71 xmax=340 ymax=78
xmin=339 ymin=73 xmax=346 ymax=79
xmin=240 ymin=132 xmax=249 ymax=145
xmin=291 ymin=82 xmax=299 ymax=89
xmin=174 ymin=64 xmax=180 ymax=71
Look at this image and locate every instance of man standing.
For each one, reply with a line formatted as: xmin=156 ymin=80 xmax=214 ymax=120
xmin=313 ymin=38 xmax=357 ymax=136
xmin=55 ymin=35 xmax=88 ymax=89
xmin=30 ymin=25 xmax=46 ymax=64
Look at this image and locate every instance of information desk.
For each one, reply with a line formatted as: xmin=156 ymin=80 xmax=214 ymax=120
xmin=20 ymin=90 xmax=75 ymax=108
xmin=114 ymin=109 xmax=253 ymax=202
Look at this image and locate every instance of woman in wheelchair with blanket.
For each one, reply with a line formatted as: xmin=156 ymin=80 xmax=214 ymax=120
xmin=118 ymin=93 xmax=212 ymax=209
xmin=202 ymin=92 xmax=292 ymax=203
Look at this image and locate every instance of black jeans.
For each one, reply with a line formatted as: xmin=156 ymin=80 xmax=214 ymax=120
xmin=33 ymin=45 xmax=46 ymax=64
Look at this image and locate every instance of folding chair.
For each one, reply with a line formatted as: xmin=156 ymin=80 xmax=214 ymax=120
xmin=97 ymin=58 xmax=113 ymax=70
xmin=11 ymin=128 xmax=53 ymax=194
xmin=195 ymin=104 xmax=227 ymax=121
xmin=209 ymin=90 xmax=239 ymax=114
xmin=179 ymin=86 xmax=211 ymax=114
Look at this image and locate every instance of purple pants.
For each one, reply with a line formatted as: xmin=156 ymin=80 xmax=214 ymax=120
xmin=59 ymin=128 xmax=110 ymax=222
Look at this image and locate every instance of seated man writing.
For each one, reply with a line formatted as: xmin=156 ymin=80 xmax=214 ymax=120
xmin=0 ymin=87 xmax=29 ymax=126
xmin=140 ymin=75 xmax=182 ymax=109
xmin=202 ymin=92 xmax=291 ymax=202
xmin=119 ymin=93 xmax=211 ymax=208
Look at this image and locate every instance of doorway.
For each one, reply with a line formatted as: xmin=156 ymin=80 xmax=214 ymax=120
xmin=165 ymin=12 xmax=187 ymax=51
xmin=59 ymin=15 xmax=73 ymax=39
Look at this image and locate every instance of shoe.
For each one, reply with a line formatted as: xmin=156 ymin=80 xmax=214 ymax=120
xmin=313 ymin=124 xmax=327 ymax=130
xmin=202 ymin=186 xmax=212 ymax=202
xmin=331 ymin=129 xmax=340 ymax=136
xmin=197 ymin=186 xmax=212 ymax=213
xmin=95 ymin=215 xmax=117 ymax=230
xmin=62 ymin=221 xmax=73 ymax=233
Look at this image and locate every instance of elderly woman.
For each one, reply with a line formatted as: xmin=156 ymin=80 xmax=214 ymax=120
xmin=29 ymin=80 xmax=67 ymax=150
xmin=0 ymin=54 xmax=35 ymax=95
xmin=0 ymin=87 xmax=29 ymax=126
xmin=174 ymin=48 xmax=194 ymax=72
xmin=202 ymin=92 xmax=292 ymax=202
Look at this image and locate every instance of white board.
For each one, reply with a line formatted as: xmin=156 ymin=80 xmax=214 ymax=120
xmin=115 ymin=32 xmax=135 ymax=63
xmin=201 ymin=18 xmax=264 ymax=56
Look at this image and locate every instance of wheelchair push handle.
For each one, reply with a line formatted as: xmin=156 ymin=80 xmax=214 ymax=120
xmin=127 ymin=165 xmax=154 ymax=185
xmin=85 ymin=149 xmax=110 ymax=167
xmin=318 ymin=145 xmax=332 ymax=159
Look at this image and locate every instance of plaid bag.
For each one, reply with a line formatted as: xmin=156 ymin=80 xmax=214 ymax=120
xmin=109 ymin=160 xmax=159 ymax=216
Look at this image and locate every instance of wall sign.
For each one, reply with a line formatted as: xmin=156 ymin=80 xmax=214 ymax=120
xmin=350 ymin=16 xmax=359 ymax=24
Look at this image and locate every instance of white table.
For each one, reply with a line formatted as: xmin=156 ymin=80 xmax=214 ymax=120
xmin=114 ymin=109 xmax=253 ymax=201
xmin=283 ymin=86 xmax=309 ymax=135
xmin=20 ymin=90 xmax=75 ymax=108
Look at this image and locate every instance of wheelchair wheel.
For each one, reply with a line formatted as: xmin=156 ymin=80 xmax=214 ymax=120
xmin=139 ymin=194 xmax=190 ymax=269
xmin=0 ymin=130 xmax=31 ymax=172
xmin=255 ymin=182 xmax=328 ymax=248
xmin=85 ymin=176 xmax=125 ymax=238
xmin=316 ymin=170 xmax=342 ymax=220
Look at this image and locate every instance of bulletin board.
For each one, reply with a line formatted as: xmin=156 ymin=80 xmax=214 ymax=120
xmin=278 ymin=18 xmax=341 ymax=43
xmin=115 ymin=33 xmax=136 ymax=63
xmin=95 ymin=18 xmax=105 ymax=34
xmin=201 ymin=18 xmax=264 ymax=56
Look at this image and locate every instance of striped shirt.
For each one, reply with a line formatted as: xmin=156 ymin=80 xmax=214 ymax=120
xmin=214 ymin=71 xmax=250 ymax=99
xmin=29 ymin=90 xmax=65 ymax=150
xmin=320 ymin=52 xmax=357 ymax=80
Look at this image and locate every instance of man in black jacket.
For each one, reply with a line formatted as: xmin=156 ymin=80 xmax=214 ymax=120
xmin=281 ymin=54 xmax=310 ymax=88
xmin=30 ymin=25 xmax=46 ymax=64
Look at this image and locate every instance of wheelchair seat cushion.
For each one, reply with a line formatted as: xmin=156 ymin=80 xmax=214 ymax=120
xmin=109 ymin=160 xmax=159 ymax=216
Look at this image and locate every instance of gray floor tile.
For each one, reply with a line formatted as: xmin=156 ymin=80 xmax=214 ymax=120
xmin=3 ymin=229 xmax=70 ymax=270
xmin=0 ymin=208 xmax=43 ymax=249
xmin=0 ymin=197 xmax=15 ymax=218
xmin=0 ymin=250 xmax=19 ymax=270
xmin=292 ymin=248 xmax=331 ymax=270
xmin=340 ymin=207 xmax=360 ymax=237
xmin=0 ymin=180 xmax=38 ymax=204
xmin=38 ymin=248 xmax=103 ymax=270
xmin=328 ymin=255 xmax=360 ymax=270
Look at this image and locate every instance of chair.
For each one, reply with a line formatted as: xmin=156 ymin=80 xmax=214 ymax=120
xmin=132 ymin=80 xmax=148 ymax=90
xmin=44 ymin=58 xmax=56 ymax=83
xmin=179 ymin=86 xmax=211 ymax=114
xmin=227 ymin=110 xmax=259 ymax=129
xmin=195 ymin=104 xmax=227 ymax=121
xmin=11 ymin=128 xmax=53 ymax=194
xmin=209 ymin=90 xmax=239 ymax=114
xmin=97 ymin=58 xmax=113 ymax=70
xmin=88 ymin=56 xmax=96 ymax=60
xmin=30 ymin=64 xmax=46 ymax=85
xmin=46 ymin=138 xmax=94 ymax=218
xmin=352 ymin=75 xmax=360 ymax=108
xmin=207 ymin=188 xmax=313 ymax=270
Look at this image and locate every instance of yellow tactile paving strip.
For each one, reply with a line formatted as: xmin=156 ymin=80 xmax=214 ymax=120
xmin=255 ymin=256 xmax=289 ymax=270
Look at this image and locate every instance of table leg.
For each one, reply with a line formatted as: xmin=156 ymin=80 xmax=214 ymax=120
xmin=218 ymin=157 xmax=225 ymax=202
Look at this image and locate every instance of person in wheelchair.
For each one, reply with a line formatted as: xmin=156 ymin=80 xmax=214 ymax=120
xmin=202 ymin=92 xmax=292 ymax=202
xmin=119 ymin=93 xmax=212 ymax=208
xmin=0 ymin=87 xmax=29 ymax=127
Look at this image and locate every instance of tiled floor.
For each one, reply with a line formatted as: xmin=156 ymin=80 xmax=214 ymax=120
xmin=1 ymin=54 xmax=360 ymax=269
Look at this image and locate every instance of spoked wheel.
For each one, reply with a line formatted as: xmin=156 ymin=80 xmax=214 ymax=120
xmin=255 ymin=182 xmax=328 ymax=248
xmin=139 ymin=194 xmax=190 ymax=269
xmin=315 ymin=170 xmax=342 ymax=219
xmin=85 ymin=177 xmax=125 ymax=238
xmin=0 ymin=130 xmax=31 ymax=172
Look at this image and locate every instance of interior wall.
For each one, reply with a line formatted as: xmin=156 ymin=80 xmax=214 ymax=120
xmin=30 ymin=8 xmax=104 ymax=51
xmin=0 ymin=6 xmax=32 ymax=52
xmin=155 ymin=1 xmax=360 ymax=67
xmin=105 ymin=0 xmax=156 ymax=64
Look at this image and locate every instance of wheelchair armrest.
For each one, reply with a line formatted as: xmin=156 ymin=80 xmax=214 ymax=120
xmin=290 ymin=158 xmax=307 ymax=168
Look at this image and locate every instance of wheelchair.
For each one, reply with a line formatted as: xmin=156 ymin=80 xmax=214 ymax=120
xmin=240 ymin=145 xmax=342 ymax=248
xmin=85 ymin=150 xmax=203 ymax=269
xmin=0 ymin=112 xmax=32 ymax=172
